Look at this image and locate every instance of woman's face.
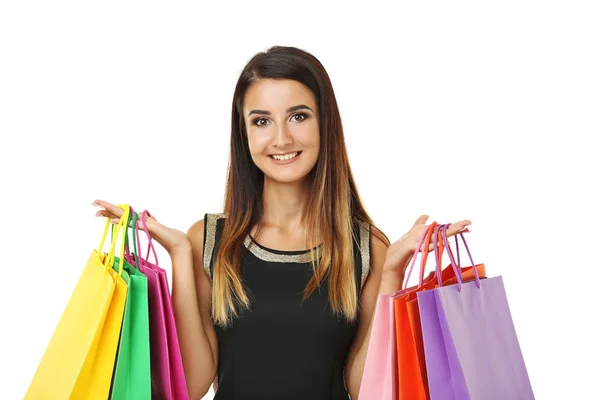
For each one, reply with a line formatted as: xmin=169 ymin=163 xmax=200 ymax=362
xmin=243 ymin=78 xmax=320 ymax=184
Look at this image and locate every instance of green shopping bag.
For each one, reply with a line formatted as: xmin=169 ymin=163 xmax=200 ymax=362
xmin=110 ymin=210 xmax=152 ymax=399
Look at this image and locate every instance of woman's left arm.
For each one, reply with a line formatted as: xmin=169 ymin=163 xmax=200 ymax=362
xmin=345 ymin=215 xmax=471 ymax=399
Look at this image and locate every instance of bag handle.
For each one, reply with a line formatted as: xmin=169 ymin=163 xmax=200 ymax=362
xmin=440 ymin=223 xmax=481 ymax=291
xmin=127 ymin=209 xmax=141 ymax=270
xmin=403 ymin=222 xmax=439 ymax=289
xmin=126 ymin=209 xmax=158 ymax=268
xmin=113 ymin=206 xmax=143 ymax=270
xmin=97 ymin=204 xmax=126 ymax=255
xmin=120 ymin=207 xmax=135 ymax=264
xmin=138 ymin=210 xmax=158 ymax=267
xmin=98 ymin=204 xmax=131 ymax=276
xmin=433 ymin=224 xmax=461 ymax=287
xmin=111 ymin=204 xmax=131 ymax=277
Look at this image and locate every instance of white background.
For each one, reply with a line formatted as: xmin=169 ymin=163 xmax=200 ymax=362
xmin=1 ymin=1 xmax=599 ymax=399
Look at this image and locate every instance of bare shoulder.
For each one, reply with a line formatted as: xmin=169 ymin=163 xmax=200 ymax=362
xmin=187 ymin=218 xmax=205 ymax=245
xmin=187 ymin=217 xmax=206 ymax=272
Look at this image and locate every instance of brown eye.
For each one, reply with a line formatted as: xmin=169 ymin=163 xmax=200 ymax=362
xmin=253 ymin=118 xmax=269 ymax=127
xmin=292 ymin=113 xmax=307 ymax=122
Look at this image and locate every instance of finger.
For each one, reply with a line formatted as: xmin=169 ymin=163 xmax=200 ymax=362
xmin=445 ymin=220 xmax=472 ymax=237
xmin=95 ymin=207 xmax=132 ymax=228
xmin=95 ymin=209 xmax=117 ymax=219
xmin=92 ymin=200 xmax=125 ymax=218
xmin=131 ymin=219 xmax=147 ymax=230
xmin=95 ymin=211 xmax=123 ymax=225
xmin=413 ymin=214 xmax=430 ymax=227
xmin=425 ymin=240 xmax=445 ymax=252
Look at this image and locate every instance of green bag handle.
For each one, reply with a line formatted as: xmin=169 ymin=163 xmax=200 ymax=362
xmin=112 ymin=207 xmax=141 ymax=271
xmin=129 ymin=210 xmax=141 ymax=269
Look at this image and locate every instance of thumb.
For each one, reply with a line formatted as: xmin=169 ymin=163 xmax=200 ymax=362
xmin=413 ymin=214 xmax=430 ymax=227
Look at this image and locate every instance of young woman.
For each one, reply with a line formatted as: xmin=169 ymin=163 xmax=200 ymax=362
xmin=93 ymin=45 xmax=470 ymax=400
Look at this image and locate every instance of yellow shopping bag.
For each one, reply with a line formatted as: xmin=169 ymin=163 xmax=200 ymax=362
xmin=25 ymin=205 xmax=131 ymax=400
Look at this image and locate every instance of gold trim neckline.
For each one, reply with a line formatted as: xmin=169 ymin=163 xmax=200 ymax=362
xmin=243 ymin=235 xmax=323 ymax=263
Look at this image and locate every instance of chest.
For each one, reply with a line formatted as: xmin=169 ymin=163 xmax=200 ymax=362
xmin=216 ymin=256 xmax=357 ymax=344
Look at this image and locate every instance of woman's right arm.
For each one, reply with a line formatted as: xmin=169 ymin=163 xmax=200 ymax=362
xmin=172 ymin=218 xmax=219 ymax=399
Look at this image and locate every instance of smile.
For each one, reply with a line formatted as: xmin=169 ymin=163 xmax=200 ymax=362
xmin=269 ymin=151 xmax=301 ymax=161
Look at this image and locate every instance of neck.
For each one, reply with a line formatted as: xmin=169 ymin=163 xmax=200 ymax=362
xmin=260 ymin=175 xmax=312 ymax=231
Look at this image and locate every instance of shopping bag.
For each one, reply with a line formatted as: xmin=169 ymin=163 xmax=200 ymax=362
xmin=393 ymin=222 xmax=440 ymax=400
xmin=25 ymin=205 xmax=131 ymax=400
xmin=128 ymin=243 xmax=171 ymax=398
xmin=398 ymin=225 xmax=487 ymax=399
xmin=110 ymin=210 xmax=152 ymax=399
xmin=128 ymin=210 xmax=189 ymax=399
xmin=357 ymin=294 xmax=400 ymax=400
xmin=72 ymin=205 xmax=130 ymax=400
xmin=418 ymin=223 xmax=535 ymax=400
xmin=358 ymin=225 xmax=438 ymax=400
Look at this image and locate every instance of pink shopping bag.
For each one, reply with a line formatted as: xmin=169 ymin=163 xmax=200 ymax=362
xmin=126 ymin=210 xmax=189 ymax=400
xmin=358 ymin=226 xmax=435 ymax=400
xmin=358 ymin=293 xmax=399 ymax=400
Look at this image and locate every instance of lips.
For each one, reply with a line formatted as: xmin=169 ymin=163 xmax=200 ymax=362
xmin=269 ymin=151 xmax=302 ymax=160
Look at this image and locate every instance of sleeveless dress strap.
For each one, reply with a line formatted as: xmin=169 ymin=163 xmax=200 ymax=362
xmin=357 ymin=219 xmax=371 ymax=291
xmin=202 ymin=212 xmax=227 ymax=281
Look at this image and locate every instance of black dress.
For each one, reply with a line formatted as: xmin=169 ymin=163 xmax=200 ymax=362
xmin=202 ymin=213 xmax=371 ymax=400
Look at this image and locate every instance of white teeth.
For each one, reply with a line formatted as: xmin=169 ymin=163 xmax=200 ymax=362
xmin=271 ymin=152 xmax=299 ymax=161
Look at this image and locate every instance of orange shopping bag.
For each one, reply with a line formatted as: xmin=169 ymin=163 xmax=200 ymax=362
xmin=393 ymin=223 xmax=438 ymax=400
xmin=394 ymin=223 xmax=486 ymax=400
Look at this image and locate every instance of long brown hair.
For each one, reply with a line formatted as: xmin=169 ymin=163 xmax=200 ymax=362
xmin=211 ymin=45 xmax=390 ymax=327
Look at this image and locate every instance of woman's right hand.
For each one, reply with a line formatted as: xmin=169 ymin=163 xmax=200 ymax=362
xmin=92 ymin=199 xmax=191 ymax=255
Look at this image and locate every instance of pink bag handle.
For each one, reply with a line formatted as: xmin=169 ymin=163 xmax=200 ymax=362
xmin=403 ymin=223 xmax=439 ymax=289
xmin=126 ymin=209 xmax=159 ymax=268
xmin=403 ymin=227 xmax=428 ymax=289
xmin=139 ymin=210 xmax=160 ymax=267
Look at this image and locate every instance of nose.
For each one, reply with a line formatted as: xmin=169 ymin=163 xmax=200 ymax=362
xmin=272 ymin=122 xmax=293 ymax=148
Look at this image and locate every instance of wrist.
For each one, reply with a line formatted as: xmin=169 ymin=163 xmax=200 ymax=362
xmin=381 ymin=267 xmax=405 ymax=284
xmin=169 ymin=236 xmax=192 ymax=256
xmin=382 ymin=248 xmax=411 ymax=275
xmin=379 ymin=252 xmax=411 ymax=295
xmin=169 ymin=242 xmax=192 ymax=259
xmin=379 ymin=267 xmax=405 ymax=294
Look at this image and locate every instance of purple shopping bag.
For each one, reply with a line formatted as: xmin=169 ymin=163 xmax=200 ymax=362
xmin=417 ymin=224 xmax=535 ymax=400
xmin=128 ymin=211 xmax=189 ymax=400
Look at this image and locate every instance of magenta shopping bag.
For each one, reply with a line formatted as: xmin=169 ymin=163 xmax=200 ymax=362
xmin=417 ymin=224 xmax=535 ymax=400
xmin=127 ymin=211 xmax=189 ymax=400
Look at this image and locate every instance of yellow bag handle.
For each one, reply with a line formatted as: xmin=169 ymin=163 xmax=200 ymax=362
xmin=97 ymin=204 xmax=131 ymax=276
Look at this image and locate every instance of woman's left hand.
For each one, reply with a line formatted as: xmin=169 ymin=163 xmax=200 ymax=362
xmin=382 ymin=215 xmax=471 ymax=277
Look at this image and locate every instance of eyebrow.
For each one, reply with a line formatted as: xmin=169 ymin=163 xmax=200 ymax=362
xmin=247 ymin=104 xmax=314 ymax=117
